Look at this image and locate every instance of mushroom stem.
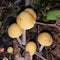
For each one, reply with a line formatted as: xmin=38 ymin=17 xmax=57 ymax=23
xmin=22 ymin=30 xmax=26 ymax=45
xmin=17 ymin=37 xmax=22 ymax=45
xmin=30 ymin=56 xmax=33 ymax=60
xmin=39 ymin=45 xmax=44 ymax=52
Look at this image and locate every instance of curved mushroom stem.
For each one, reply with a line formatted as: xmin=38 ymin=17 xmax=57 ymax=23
xmin=22 ymin=30 xmax=26 ymax=45
xmin=39 ymin=45 xmax=44 ymax=52
xmin=17 ymin=37 xmax=22 ymax=45
xmin=30 ymin=56 xmax=33 ymax=60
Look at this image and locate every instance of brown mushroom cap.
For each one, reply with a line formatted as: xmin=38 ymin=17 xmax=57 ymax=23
xmin=16 ymin=11 xmax=35 ymax=30
xmin=24 ymin=8 xmax=37 ymax=20
xmin=7 ymin=47 xmax=13 ymax=53
xmin=37 ymin=32 xmax=53 ymax=46
xmin=8 ymin=23 xmax=22 ymax=38
xmin=3 ymin=57 xmax=8 ymax=60
xmin=0 ymin=48 xmax=4 ymax=52
xmin=26 ymin=42 xmax=37 ymax=56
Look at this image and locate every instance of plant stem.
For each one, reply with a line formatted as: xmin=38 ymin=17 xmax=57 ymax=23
xmin=35 ymin=52 xmax=47 ymax=60
xmin=25 ymin=0 xmax=31 ymax=6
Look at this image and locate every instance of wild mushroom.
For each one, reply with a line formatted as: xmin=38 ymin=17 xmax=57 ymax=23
xmin=0 ymin=47 xmax=4 ymax=52
xmin=3 ymin=57 xmax=8 ymax=60
xmin=7 ymin=47 xmax=13 ymax=60
xmin=7 ymin=47 xmax=13 ymax=53
xmin=8 ymin=23 xmax=23 ymax=45
xmin=37 ymin=32 xmax=53 ymax=52
xmin=24 ymin=8 xmax=37 ymax=20
xmin=16 ymin=11 xmax=36 ymax=45
xmin=25 ymin=42 xmax=37 ymax=60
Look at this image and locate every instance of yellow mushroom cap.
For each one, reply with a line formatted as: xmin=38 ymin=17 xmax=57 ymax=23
xmin=16 ymin=11 xmax=35 ymax=30
xmin=3 ymin=57 xmax=8 ymax=60
xmin=7 ymin=47 xmax=13 ymax=53
xmin=24 ymin=8 xmax=37 ymax=20
xmin=26 ymin=42 xmax=37 ymax=56
xmin=8 ymin=23 xmax=22 ymax=38
xmin=37 ymin=32 xmax=53 ymax=46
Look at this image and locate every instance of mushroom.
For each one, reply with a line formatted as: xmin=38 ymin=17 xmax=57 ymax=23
xmin=25 ymin=42 xmax=37 ymax=60
xmin=7 ymin=47 xmax=13 ymax=53
xmin=37 ymin=32 xmax=53 ymax=52
xmin=16 ymin=11 xmax=36 ymax=45
xmin=0 ymin=47 xmax=4 ymax=52
xmin=3 ymin=57 xmax=8 ymax=60
xmin=7 ymin=47 xmax=13 ymax=60
xmin=24 ymin=8 xmax=37 ymax=20
xmin=8 ymin=23 xmax=23 ymax=45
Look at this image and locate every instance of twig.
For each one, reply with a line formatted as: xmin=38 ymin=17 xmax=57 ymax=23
xmin=35 ymin=51 xmax=47 ymax=60
xmin=39 ymin=9 xmax=47 ymax=17
xmin=14 ymin=0 xmax=21 ymax=5
xmin=25 ymin=0 xmax=31 ymax=6
xmin=18 ymin=45 xmax=25 ymax=50
xmin=36 ymin=19 xmax=60 ymax=31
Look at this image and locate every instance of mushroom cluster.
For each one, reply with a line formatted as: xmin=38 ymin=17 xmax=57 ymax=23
xmin=7 ymin=8 xmax=53 ymax=60
xmin=8 ymin=8 xmax=37 ymax=45
xmin=7 ymin=8 xmax=37 ymax=60
xmin=16 ymin=8 xmax=37 ymax=45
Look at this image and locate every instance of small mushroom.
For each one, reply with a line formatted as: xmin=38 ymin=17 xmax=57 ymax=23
xmin=3 ymin=57 xmax=8 ymax=60
xmin=8 ymin=23 xmax=23 ymax=45
xmin=7 ymin=47 xmax=13 ymax=53
xmin=37 ymin=32 xmax=53 ymax=52
xmin=0 ymin=47 xmax=4 ymax=52
xmin=24 ymin=8 xmax=37 ymax=20
xmin=16 ymin=11 xmax=36 ymax=45
xmin=7 ymin=47 xmax=13 ymax=60
xmin=25 ymin=42 xmax=37 ymax=60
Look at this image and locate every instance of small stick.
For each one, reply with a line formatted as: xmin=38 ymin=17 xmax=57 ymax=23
xmin=35 ymin=52 xmax=47 ymax=60
xmin=14 ymin=0 xmax=21 ymax=5
xmin=36 ymin=21 xmax=60 ymax=31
